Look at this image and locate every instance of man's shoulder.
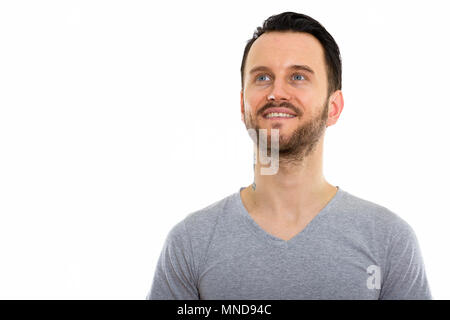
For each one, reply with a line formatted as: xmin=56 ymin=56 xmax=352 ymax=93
xmin=184 ymin=191 xmax=236 ymax=226
xmin=161 ymin=191 xmax=238 ymax=271
xmin=167 ymin=191 xmax=237 ymax=241
xmin=338 ymin=188 xmax=413 ymax=235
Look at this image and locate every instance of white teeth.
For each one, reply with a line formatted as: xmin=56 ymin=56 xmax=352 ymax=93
xmin=265 ymin=112 xmax=296 ymax=118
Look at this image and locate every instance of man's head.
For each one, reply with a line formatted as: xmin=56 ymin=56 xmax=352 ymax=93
xmin=240 ymin=12 xmax=344 ymax=164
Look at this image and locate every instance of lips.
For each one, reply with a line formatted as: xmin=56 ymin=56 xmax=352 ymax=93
xmin=262 ymin=107 xmax=297 ymax=118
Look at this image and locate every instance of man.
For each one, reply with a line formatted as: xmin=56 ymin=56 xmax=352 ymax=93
xmin=147 ymin=12 xmax=432 ymax=300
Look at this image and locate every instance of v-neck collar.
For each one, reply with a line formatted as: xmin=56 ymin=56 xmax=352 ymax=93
xmin=235 ymin=186 xmax=345 ymax=248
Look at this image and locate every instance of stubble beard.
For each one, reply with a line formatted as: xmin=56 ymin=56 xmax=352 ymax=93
xmin=244 ymin=101 xmax=329 ymax=166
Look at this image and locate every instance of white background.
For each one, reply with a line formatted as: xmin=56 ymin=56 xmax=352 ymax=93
xmin=0 ymin=0 xmax=449 ymax=299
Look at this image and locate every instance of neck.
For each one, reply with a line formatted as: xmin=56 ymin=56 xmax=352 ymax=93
xmin=244 ymin=136 xmax=337 ymax=223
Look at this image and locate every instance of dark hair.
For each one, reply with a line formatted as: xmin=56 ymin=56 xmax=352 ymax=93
xmin=240 ymin=12 xmax=342 ymax=98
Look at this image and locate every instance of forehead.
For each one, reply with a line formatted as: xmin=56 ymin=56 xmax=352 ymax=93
xmin=245 ymin=31 xmax=326 ymax=77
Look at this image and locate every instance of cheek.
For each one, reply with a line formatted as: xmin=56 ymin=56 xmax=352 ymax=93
xmin=243 ymin=95 xmax=259 ymax=116
xmin=295 ymin=86 xmax=314 ymax=103
xmin=244 ymin=88 xmax=268 ymax=111
xmin=295 ymin=89 xmax=319 ymax=116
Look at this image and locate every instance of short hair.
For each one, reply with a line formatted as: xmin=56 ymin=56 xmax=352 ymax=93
xmin=240 ymin=12 xmax=342 ymax=98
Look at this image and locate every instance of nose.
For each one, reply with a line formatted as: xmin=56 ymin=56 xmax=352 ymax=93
xmin=267 ymin=78 xmax=291 ymax=101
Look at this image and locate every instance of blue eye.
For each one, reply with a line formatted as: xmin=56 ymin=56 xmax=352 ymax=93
xmin=292 ymin=74 xmax=305 ymax=81
xmin=256 ymin=74 xmax=270 ymax=81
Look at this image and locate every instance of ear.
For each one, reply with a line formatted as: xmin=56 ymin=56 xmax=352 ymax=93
xmin=240 ymin=90 xmax=245 ymax=123
xmin=326 ymin=90 xmax=344 ymax=127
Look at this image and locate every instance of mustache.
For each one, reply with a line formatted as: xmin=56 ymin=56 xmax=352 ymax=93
xmin=258 ymin=101 xmax=302 ymax=117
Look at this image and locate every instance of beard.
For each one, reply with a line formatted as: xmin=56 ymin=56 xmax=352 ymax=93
xmin=244 ymin=99 xmax=329 ymax=166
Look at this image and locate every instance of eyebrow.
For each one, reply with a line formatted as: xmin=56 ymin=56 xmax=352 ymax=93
xmin=249 ymin=64 xmax=315 ymax=75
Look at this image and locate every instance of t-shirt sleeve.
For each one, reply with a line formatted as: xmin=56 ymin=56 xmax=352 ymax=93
xmin=379 ymin=219 xmax=432 ymax=300
xmin=146 ymin=220 xmax=200 ymax=300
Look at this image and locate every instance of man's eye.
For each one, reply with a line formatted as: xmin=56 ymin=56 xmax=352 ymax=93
xmin=256 ymin=74 xmax=270 ymax=81
xmin=292 ymin=74 xmax=305 ymax=81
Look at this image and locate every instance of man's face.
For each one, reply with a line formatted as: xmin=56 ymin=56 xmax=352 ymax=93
xmin=241 ymin=31 xmax=332 ymax=163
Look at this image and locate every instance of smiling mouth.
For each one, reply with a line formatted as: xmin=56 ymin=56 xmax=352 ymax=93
xmin=263 ymin=112 xmax=297 ymax=120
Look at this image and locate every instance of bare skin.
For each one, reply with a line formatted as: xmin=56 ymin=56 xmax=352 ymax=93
xmin=240 ymin=31 xmax=344 ymax=241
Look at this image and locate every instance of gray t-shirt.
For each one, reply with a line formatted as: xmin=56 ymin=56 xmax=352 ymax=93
xmin=147 ymin=186 xmax=432 ymax=300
